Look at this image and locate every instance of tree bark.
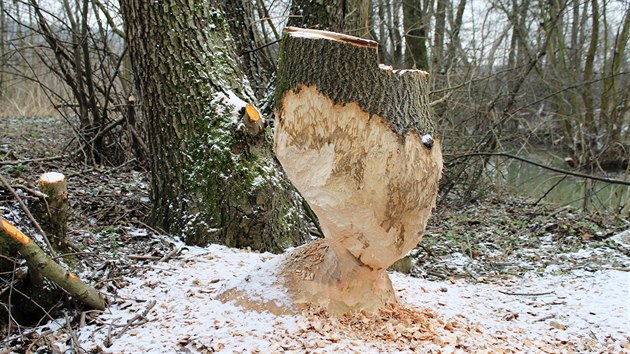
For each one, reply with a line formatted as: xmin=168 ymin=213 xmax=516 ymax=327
xmin=581 ymin=0 xmax=599 ymax=165
xmin=344 ymin=0 xmax=371 ymax=37
xmin=223 ymin=0 xmax=275 ymax=99
xmin=34 ymin=172 xmax=68 ymax=251
xmin=120 ymin=1 xmax=308 ymax=252
xmin=433 ymin=0 xmax=446 ymax=71
xmin=403 ymin=0 xmax=430 ymax=69
xmin=274 ymin=28 xmax=442 ymax=313
xmin=287 ymin=0 xmax=345 ymax=31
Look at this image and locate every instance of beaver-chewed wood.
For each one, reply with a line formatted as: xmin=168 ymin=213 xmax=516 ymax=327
xmin=273 ymin=27 xmax=443 ymax=314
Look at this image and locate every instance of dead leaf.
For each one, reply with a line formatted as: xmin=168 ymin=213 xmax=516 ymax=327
xmin=550 ymin=321 xmax=567 ymax=330
xmin=503 ymin=312 xmax=519 ymax=321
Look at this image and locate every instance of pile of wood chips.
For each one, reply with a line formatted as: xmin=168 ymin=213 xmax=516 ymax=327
xmin=337 ymin=304 xmax=438 ymax=343
xmin=300 ymin=302 xmax=483 ymax=352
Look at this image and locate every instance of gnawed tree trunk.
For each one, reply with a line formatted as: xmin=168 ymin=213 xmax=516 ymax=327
xmin=120 ymin=1 xmax=308 ymax=252
xmin=273 ymin=28 xmax=442 ymax=313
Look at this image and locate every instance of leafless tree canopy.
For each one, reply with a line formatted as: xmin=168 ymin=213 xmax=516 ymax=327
xmin=1 ymin=0 xmax=628 ymax=202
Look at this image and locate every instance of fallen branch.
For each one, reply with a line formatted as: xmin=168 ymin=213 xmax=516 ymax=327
xmin=0 ymin=217 xmax=106 ymax=310
xmin=64 ymin=312 xmax=84 ymax=353
xmin=115 ymin=299 xmax=156 ymax=339
xmin=158 ymin=244 xmax=179 ymax=262
xmin=447 ymin=152 xmax=630 ymax=186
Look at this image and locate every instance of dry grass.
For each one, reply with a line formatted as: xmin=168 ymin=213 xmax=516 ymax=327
xmin=0 ymin=75 xmax=59 ymax=117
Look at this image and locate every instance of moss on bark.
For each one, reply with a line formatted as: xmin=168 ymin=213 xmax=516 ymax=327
xmin=121 ymin=2 xmax=308 ymax=253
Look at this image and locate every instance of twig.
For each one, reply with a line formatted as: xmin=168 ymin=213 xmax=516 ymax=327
xmin=64 ymin=312 xmax=85 ymax=354
xmin=127 ymin=255 xmax=161 ymax=260
xmin=132 ymin=220 xmax=167 ymax=236
xmin=52 ymin=251 xmax=99 ymax=261
xmin=535 ymin=314 xmax=555 ymax=322
xmin=0 ymin=174 xmax=57 ymax=258
xmin=115 ymin=299 xmax=156 ymax=339
xmin=158 ymin=245 xmax=179 ymax=262
xmin=0 ymin=156 xmax=64 ymax=166
xmin=498 ymin=290 xmax=555 ymax=296
xmin=605 ymin=267 xmax=630 ymax=272
xmin=446 ymin=152 xmax=630 ymax=186
xmin=11 ymin=184 xmax=48 ymax=199
xmin=464 ymin=263 xmax=479 ymax=281
xmin=421 ymin=245 xmax=434 ymax=258
xmin=104 ymin=318 xmax=118 ymax=347
xmin=239 ymin=39 xmax=281 ymax=56
xmin=425 ymin=270 xmax=448 ymax=279
xmin=532 ymin=175 xmax=568 ymax=206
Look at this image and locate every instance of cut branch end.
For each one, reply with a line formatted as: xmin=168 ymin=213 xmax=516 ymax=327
xmin=39 ymin=172 xmax=65 ymax=184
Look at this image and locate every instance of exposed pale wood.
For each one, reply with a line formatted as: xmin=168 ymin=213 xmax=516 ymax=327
xmin=273 ymin=27 xmax=442 ymax=314
xmin=242 ymin=103 xmax=264 ymax=136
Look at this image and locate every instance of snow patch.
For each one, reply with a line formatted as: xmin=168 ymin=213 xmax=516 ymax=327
xmin=73 ymin=244 xmax=629 ymax=352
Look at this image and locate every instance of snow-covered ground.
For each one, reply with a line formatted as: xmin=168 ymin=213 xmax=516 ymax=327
xmin=59 ymin=241 xmax=630 ymax=353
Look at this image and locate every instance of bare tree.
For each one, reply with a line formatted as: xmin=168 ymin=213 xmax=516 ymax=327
xmin=3 ymin=0 xmax=140 ymax=165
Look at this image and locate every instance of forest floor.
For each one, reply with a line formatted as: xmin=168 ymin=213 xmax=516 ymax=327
xmin=0 ymin=115 xmax=629 ymax=353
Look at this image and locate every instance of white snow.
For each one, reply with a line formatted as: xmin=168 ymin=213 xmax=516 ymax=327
xmin=73 ymin=243 xmax=630 ymax=353
xmin=211 ymin=90 xmax=247 ymax=124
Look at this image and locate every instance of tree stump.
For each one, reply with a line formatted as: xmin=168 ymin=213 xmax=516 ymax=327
xmin=273 ymin=28 xmax=442 ymax=313
xmin=36 ymin=172 xmax=68 ymax=251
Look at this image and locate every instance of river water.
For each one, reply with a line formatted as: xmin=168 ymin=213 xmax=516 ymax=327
xmin=489 ymin=151 xmax=629 ymax=214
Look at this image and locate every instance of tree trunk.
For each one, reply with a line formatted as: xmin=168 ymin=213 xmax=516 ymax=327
xmin=223 ymin=0 xmax=275 ymax=99
xmin=0 ymin=0 xmax=5 ymax=97
xmin=581 ymin=0 xmax=599 ymax=166
xmin=344 ymin=0 xmax=371 ymax=37
xmin=273 ymin=28 xmax=442 ymax=313
xmin=287 ymin=0 xmax=345 ymax=31
xmin=433 ymin=0 xmax=446 ymax=71
xmin=446 ymin=0 xmax=468 ymax=68
xmin=120 ymin=1 xmax=308 ymax=252
xmin=403 ymin=0 xmax=430 ymax=69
